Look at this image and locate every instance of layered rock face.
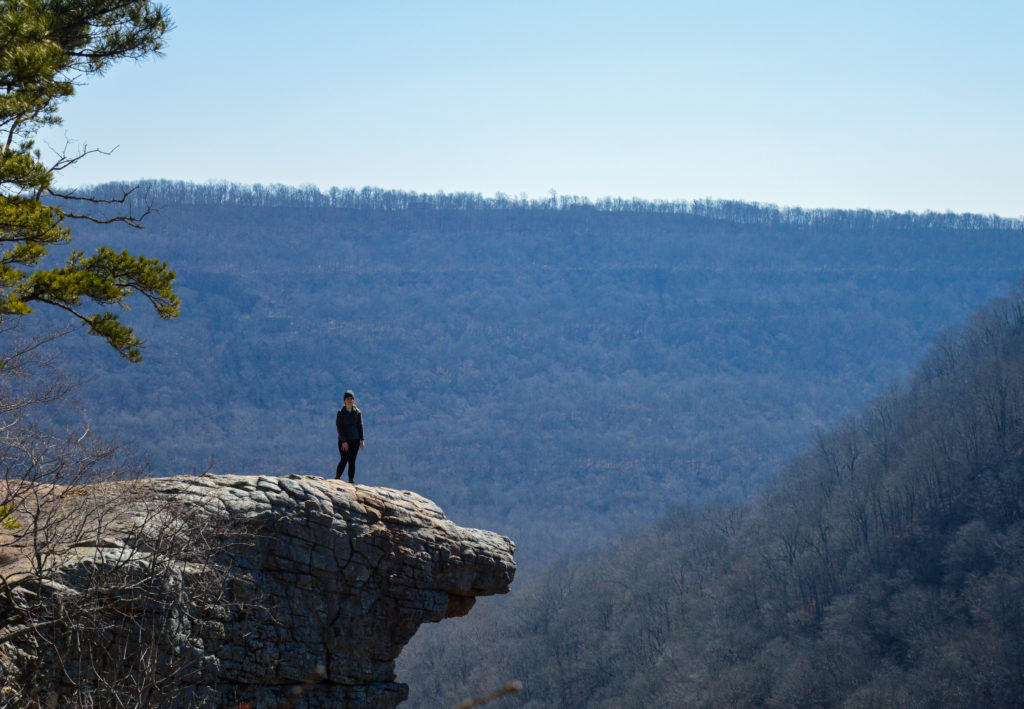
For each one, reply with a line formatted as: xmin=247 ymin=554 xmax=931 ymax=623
xmin=9 ymin=474 xmax=515 ymax=708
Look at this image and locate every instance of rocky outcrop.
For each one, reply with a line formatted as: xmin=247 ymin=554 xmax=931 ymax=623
xmin=4 ymin=474 xmax=515 ymax=708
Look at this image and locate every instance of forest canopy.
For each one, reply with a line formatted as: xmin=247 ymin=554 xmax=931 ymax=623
xmin=51 ymin=180 xmax=1024 ymax=565
xmin=400 ymin=286 xmax=1024 ymax=708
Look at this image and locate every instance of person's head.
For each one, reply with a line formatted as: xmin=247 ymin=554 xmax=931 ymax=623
xmin=344 ymin=390 xmax=355 ymax=408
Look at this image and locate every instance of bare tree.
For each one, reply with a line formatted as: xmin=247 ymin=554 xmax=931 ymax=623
xmin=0 ymin=323 xmax=260 ymax=708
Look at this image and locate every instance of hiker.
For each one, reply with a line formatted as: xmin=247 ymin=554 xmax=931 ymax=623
xmin=335 ymin=390 xmax=365 ymax=483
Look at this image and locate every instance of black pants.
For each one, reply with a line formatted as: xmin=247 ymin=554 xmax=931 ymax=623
xmin=336 ymin=439 xmax=360 ymax=481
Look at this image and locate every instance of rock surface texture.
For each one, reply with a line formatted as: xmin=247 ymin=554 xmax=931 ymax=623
xmin=8 ymin=474 xmax=516 ymax=708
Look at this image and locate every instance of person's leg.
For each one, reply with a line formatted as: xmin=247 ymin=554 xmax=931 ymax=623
xmin=336 ymin=440 xmax=345 ymax=479
xmin=346 ymin=441 xmax=360 ymax=483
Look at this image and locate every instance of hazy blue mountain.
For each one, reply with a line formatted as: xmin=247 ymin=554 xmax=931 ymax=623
xmin=53 ymin=181 xmax=1024 ymax=566
xmin=399 ymin=286 xmax=1024 ymax=708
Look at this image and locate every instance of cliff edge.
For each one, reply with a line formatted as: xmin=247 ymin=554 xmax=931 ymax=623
xmin=2 ymin=474 xmax=515 ymax=708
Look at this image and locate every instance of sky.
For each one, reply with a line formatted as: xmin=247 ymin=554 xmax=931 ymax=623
xmin=38 ymin=0 xmax=1024 ymax=216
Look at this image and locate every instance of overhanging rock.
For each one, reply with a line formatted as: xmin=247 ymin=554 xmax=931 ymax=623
xmin=9 ymin=474 xmax=515 ymax=708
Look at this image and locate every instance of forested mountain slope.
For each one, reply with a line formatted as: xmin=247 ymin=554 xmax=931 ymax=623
xmin=401 ymin=287 xmax=1024 ymax=708
xmin=56 ymin=182 xmax=1024 ymax=563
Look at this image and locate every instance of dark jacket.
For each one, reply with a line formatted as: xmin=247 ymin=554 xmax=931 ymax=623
xmin=336 ymin=407 xmax=364 ymax=442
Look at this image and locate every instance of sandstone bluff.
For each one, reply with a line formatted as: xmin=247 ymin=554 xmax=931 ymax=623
xmin=3 ymin=474 xmax=515 ymax=708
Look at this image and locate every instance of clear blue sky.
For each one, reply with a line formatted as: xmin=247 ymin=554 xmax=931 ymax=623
xmin=40 ymin=0 xmax=1024 ymax=216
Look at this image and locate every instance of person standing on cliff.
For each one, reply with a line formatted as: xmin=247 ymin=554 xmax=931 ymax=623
xmin=335 ymin=390 xmax=365 ymax=483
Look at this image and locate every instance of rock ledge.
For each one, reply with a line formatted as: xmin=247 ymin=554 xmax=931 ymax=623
xmin=10 ymin=474 xmax=515 ymax=708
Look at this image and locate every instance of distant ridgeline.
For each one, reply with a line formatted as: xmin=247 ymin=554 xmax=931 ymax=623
xmin=82 ymin=179 xmax=1024 ymax=228
xmin=50 ymin=181 xmax=1024 ymax=565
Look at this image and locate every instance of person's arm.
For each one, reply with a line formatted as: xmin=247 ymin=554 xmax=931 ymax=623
xmin=358 ymin=411 xmax=365 ymax=446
